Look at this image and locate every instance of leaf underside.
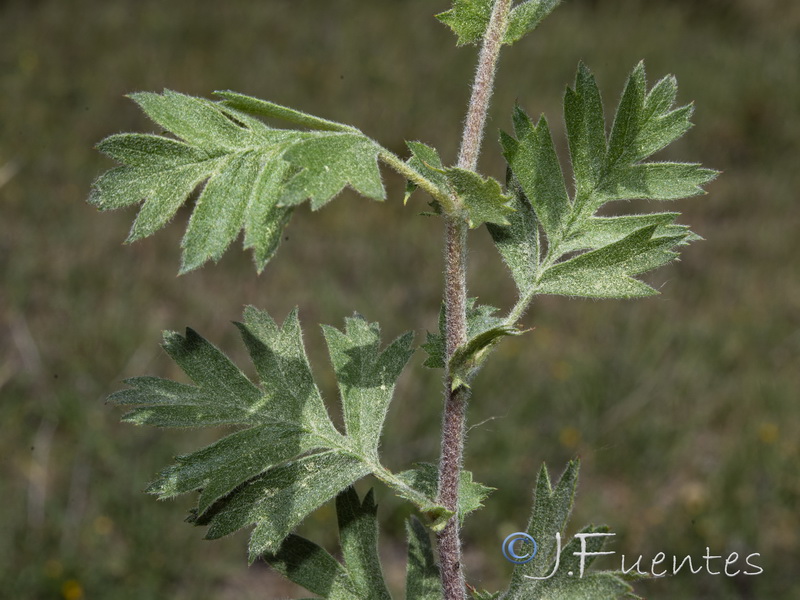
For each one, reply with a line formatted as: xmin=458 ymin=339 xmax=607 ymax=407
xmin=90 ymin=90 xmax=385 ymax=274
xmin=491 ymin=62 xmax=716 ymax=300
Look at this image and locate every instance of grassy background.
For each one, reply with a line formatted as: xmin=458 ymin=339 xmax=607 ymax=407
xmin=2 ymin=0 xmax=798 ymax=598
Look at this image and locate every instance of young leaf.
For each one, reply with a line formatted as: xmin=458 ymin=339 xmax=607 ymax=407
xmin=436 ymin=0 xmax=494 ymax=46
xmin=398 ymin=463 xmax=495 ymax=524
xmin=422 ymin=299 xmax=509 ymax=369
xmin=406 ymin=517 xmax=443 ymax=600
xmin=90 ymin=90 xmax=386 ymax=273
xmin=110 ymin=307 xmax=448 ymax=561
xmin=404 ymin=141 xmax=449 ymax=206
xmin=444 ymin=168 xmax=514 ymax=228
xmin=438 ymin=0 xmax=562 ymax=46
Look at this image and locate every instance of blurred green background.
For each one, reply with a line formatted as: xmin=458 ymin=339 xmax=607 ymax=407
xmin=2 ymin=0 xmax=798 ymax=598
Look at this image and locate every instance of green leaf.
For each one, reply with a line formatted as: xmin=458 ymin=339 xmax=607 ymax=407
xmin=501 ymin=461 xmax=640 ymax=600
xmin=504 ymin=0 xmax=562 ymax=44
xmin=558 ymin=212 xmax=696 ymax=255
xmin=436 ymin=0 xmax=493 ymax=46
xmin=405 ymin=517 xmax=443 ymax=600
xmin=563 ymin=62 xmax=607 ymax=201
xmin=495 ymin=62 xmax=716 ymax=301
xmin=90 ymin=90 xmax=386 ymax=273
xmin=448 ymin=322 xmax=522 ymax=390
xmin=602 ymin=162 xmax=718 ymax=202
xmin=398 ymin=463 xmax=494 ymax=523
xmin=438 ymin=0 xmax=561 ymax=46
xmin=444 ymin=168 xmax=514 ymax=228
xmin=280 ymin=133 xmax=385 ymax=210
xmin=487 ymin=169 xmax=540 ymax=294
xmin=336 ymin=487 xmax=392 ymax=600
xmin=404 ymin=141 xmax=449 ymax=205
xmin=110 ymin=307 xmax=446 ymax=561
xmin=263 ymin=534 xmax=359 ymax=599
xmin=421 ymin=298 xmax=521 ymax=387
xmin=538 ymin=225 xmax=685 ymax=298
xmin=261 ymin=487 xmax=390 ymax=600
xmin=471 ymin=591 xmax=501 ymax=600
xmin=216 ymin=90 xmax=358 ymax=133
xmin=501 ymin=108 xmax=570 ymax=243
xmin=322 ymin=316 xmax=415 ymax=456
xmin=422 ymin=299 xmax=507 ymax=369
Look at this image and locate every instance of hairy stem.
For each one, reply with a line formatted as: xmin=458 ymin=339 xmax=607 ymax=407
xmin=437 ymin=2 xmax=512 ymax=599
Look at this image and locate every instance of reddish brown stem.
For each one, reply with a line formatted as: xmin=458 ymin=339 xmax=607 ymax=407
xmin=436 ymin=2 xmax=512 ymax=599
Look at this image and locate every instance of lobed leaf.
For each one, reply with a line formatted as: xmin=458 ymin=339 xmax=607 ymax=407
xmin=493 ymin=62 xmax=716 ymax=302
xmin=444 ymin=168 xmax=514 ymax=228
xmin=437 ymin=0 xmax=561 ymax=46
xmin=487 ymin=169 xmax=540 ymax=295
xmin=109 ymin=307 xmax=446 ymax=561
xmin=90 ymin=90 xmax=386 ymax=274
xmin=501 ymin=108 xmax=570 ymax=242
xmin=436 ymin=0 xmax=493 ymax=46
xmin=263 ymin=533 xmax=358 ymax=599
xmin=398 ymin=463 xmax=494 ymax=524
xmin=280 ymin=133 xmax=385 ymax=209
xmin=501 ymin=462 xmax=640 ymax=600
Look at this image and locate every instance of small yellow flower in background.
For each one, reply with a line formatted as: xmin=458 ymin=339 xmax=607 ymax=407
xmin=559 ymin=426 xmax=581 ymax=449
xmin=61 ymin=579 xmax=83 ymax=600
xmin=758 ymin=421 xmax=779 ymax=444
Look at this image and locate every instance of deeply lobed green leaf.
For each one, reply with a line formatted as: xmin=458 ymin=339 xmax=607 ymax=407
xmin=501 ymin=462 xmax=639 ymax=600
xmin=109 ymin=307 xmax=453 ymax=560
xmin=492 ymin=62 xmax=716 ymax=301
xmin=90 ymin=90 xmax=385 ymax=273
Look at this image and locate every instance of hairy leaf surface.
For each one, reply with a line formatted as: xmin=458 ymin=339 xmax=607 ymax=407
xmin=438 ymin=0 xmax=561 ymax=46
xmin=109 ymin=307 xmax=451 ymax=560
xmin=501 ymin=462 xmax=639 ymax=600
xmin=91 ymin=90 xmax=385 ymax=273
xmin=492 ymin=62 xmax=716 ymax=300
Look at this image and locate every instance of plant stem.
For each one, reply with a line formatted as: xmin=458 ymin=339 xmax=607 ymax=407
xmin=437 ymin=2 xmax=511 ymax=599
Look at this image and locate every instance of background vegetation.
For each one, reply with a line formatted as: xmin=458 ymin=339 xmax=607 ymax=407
xmin=2 ymin=0 xmax=798 ymax=598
